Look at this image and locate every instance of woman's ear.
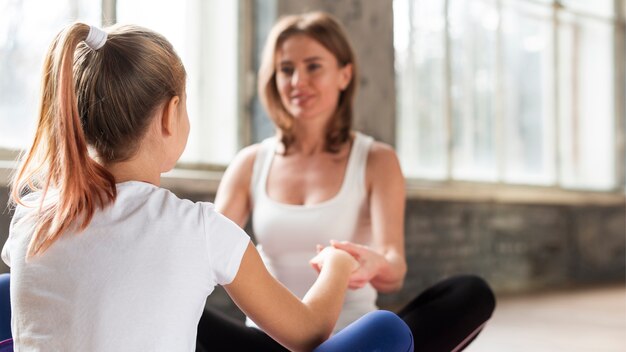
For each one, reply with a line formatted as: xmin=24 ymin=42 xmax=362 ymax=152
xmin=339 ymin=63 xmax=353 ymax=91
xmin=161 ymin=96 xmax=180 ymax=137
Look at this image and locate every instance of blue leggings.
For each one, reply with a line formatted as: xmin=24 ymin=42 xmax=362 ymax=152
xmin=0 ymin=273 xmax=10 ymax=341
xmin=314 ymin=310 xmax=413 ymax=352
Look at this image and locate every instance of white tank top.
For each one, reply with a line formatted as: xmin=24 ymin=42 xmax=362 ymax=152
xmin=248 ymin=132 xmax=378 ymax=332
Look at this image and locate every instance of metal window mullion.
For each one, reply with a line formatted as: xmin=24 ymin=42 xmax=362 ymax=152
xmin=238 ymin=0 xmax=254 ymax=148
xmin=495 ymin=0 xmax=505 ymax=183
xmin=102 ymin=0 xmax=116 ymax=25
xmin=553 ymin=1 xmax=562 ymax=187
xmin=614 ymin=0 xmax=626 ymax=190
xmin=444 ymin=0 xmax=454 ymax=180
xmin=407 ymin=0 xmax=417 ymax=174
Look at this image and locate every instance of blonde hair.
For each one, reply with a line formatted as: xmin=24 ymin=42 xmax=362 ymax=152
xmin=11 ymin=23 xmax=186 ymax=257
xmin=258 ymin=11 xmax=357 ymax=153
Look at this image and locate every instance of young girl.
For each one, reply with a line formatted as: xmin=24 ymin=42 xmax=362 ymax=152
xmin=1 ymin=22 xmax=364 ymax=351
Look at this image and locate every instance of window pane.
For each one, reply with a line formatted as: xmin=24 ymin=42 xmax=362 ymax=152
xmin=0 ymin=0 xmax=100 ymax=151
xmin=394 ymin=0 xmax=447 ymax=178
xmin=117 ymin=0 xmax=239 ymax=165
xmin=558 ymin=14 xmax=615 ymax=190
xmin=501 ymin=0 xmax=555 ymax=184
xmin=561 ymin=0 xmax=614 ymax=18
xmin=449 ymin=0 xmax=498 ymax=181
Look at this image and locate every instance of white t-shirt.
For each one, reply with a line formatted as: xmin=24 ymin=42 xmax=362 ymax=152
xmin=1 ymin=181 xmax=249 ymax=352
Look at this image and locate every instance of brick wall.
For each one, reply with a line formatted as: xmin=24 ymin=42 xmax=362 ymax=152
xmin=379 ymin=200 xmax=625 ymax=310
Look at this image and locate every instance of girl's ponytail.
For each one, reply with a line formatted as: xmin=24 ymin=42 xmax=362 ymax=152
xmin=12 ymin=23 xmax=116 ymax=258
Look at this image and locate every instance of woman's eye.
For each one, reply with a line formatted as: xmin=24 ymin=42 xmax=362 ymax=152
xmin=308 ymin=63 xmax=321 ymax=72
xmin=280 ymin=66 xmax=294 ymax=75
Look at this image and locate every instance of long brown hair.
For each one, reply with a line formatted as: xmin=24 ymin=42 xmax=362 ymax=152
xmin=11 ymin=23 xmax=186 ymax=257
xmin=258 ymin=11 xmax=357 ymax=153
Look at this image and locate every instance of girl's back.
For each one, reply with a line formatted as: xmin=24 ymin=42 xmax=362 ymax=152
xmin=3 ymin=181 xmax=249 ymax=351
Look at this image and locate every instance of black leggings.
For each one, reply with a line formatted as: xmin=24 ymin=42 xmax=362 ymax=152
xmin=196 ymin=275 xmax=496 ymax=352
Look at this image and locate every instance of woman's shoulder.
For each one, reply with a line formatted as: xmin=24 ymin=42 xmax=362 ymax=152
xmin=369 ymin=140 xmax=396 ymax=154
xmin=354 ymin=132 xmax=398 ymax=163
xmin=358 ymin=134 xmax=402 ymax=179
xmin=231 ymin=136 xmax=279 ymax=170
xmin=228 ymin=142 xmax=264 ymax=175
xmin=221 ymin=139 xmax=276 ymax=194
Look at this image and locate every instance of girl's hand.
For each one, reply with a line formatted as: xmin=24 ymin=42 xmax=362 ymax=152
xmin=309 ymin=245 xmax=358 ymax=275
xmin=329 ymin=240 xmax=385 ymax=289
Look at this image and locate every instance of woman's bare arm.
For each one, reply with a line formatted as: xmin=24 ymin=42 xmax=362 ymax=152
xmin=329 ymin=142 xmax=407 ymax=293
xmin=215 ymin=144 xmax=260 ymax=227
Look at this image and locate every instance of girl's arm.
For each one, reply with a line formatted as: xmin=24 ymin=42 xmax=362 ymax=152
xmin=329 ymin=142 xmax=407 ymax=293
xmin=224 ymin=242 xmax=357 ymax=352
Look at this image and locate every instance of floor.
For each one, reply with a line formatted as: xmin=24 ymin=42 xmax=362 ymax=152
xmin=464 ymin=285 xmax=626 ymax=352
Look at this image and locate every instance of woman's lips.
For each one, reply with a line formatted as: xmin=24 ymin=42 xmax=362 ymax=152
xmin=291 ymin=94 xmax=312 ymax=106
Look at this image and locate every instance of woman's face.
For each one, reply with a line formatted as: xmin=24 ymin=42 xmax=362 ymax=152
xmin=275 ymin=34 xmax=352 ymax=124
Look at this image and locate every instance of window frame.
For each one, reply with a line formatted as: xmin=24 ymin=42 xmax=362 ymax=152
xmin=395 ymin=0 xmax=626 ymax=199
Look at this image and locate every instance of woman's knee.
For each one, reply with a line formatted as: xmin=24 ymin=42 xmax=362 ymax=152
xmin=314 ymin=310 xmax=414 ymax=352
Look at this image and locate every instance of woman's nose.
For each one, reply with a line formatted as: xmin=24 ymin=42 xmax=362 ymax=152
xmin=291 ymin=69 xmax=308 ymax=87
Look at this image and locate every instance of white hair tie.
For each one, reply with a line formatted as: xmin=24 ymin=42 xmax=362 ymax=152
xmin=85 ymin=25 xmax=107 ymax=50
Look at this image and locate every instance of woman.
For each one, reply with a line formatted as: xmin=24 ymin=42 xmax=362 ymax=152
xmin=212 ymin=11 xmax=496 ymax=352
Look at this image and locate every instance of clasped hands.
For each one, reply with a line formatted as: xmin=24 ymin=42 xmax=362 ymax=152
xmin=309 ymin=240 xmax=385 ymax=289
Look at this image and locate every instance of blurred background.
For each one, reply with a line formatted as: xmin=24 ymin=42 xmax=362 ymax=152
xmin=0 ymin=0 xmax=624 ymax=350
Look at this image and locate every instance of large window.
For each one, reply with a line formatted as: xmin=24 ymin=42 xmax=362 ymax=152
xmin=0 ymin=0 xmax=100 ymax=153
xmin=395 ymin=0 xmax=622 ymax=191
xmin=117 ymin=0 xmax=240 ymax=165
xmin=0 ymin=0 xmax=240 ymax=166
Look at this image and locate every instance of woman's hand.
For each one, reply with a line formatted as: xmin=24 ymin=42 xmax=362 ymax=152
xmin=331 ymin=240 xmax=386 ymax=289
xmin=309 ymin=245 xmax=359 ymax=275
xmin=311 ymin=240 xmax=385 ymax=290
